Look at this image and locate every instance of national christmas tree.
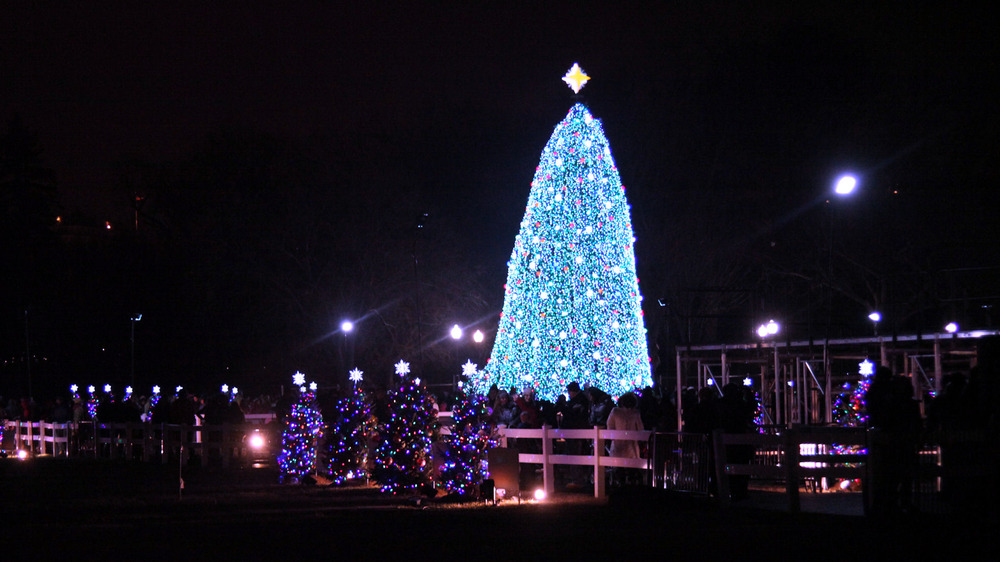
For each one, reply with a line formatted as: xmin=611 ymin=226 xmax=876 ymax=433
xmin=480 ymin=64 xmax=653 ymax=401
xmin=371 ymin=361 xmax=439 ymax=494
xmin=439 ymin=390 xmax=494 ymax=497
xmin=325 ymin=368 xmax=373 ymax=485
xmin=278 ymin=372 xmax=325 ymax=483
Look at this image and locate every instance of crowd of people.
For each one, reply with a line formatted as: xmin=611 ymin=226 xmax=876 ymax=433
xmin=481 ymin=383 xmax=677 ymax=435
xmin=472 ymin=382 xmax=679 ymax=490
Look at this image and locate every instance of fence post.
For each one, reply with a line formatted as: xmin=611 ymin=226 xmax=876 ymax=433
xmin=712 ymin=429 xmax=731 ymax=509
xmin=594 ymin=426 xmax=606 ymax=499
xmin=784 ymin=429 xmax=801 ymax=513
xmin=541 ymin=424 xmax=554 ymax=495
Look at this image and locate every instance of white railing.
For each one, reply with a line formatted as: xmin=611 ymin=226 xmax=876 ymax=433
xmin=3 ymin=420 xmax=273 ymax=467
xmin=496 ymin=425 xmax=652 ymax=499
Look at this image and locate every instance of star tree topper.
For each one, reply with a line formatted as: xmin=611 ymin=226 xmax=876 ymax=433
xmin=292 ymin=371 xmax=306 ymax=386
xmin=349 ymin=368 xmax=364 ymax=384
xmin=562 ymin=62 xmax=590 ymax=94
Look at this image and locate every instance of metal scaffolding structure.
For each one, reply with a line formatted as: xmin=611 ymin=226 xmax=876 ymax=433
xmin=674 ymin=330 xmax=1000 ymax=430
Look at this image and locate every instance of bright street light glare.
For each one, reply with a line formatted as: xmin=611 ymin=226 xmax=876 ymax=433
xmin=473 ymin=329 xmax=485 ymax=343
xmin=945 ymin=322 xmax=959 ymax=334
xmin=450 ymin=324 xmax=463 ymax=340
xmin=766 ymin=319 xmax=779 ymax=335
xmin=868 ymin=312 xmax=882 ymax=323
xmin=834 ymin=174 xmax=857 ymax=196
xmin=341 ymin=320 xmax=354 ymax=333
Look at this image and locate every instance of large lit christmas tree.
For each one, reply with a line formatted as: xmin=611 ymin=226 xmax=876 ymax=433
xmin=278 ymin=372 xmax=325 ymax=483
xmin=481 ymin=64 xmax=653 ymax=401
xmin=372 ymin=361 xmax=439 ymax=494
xmin=325 ymin=368 xmax=373 ymax=485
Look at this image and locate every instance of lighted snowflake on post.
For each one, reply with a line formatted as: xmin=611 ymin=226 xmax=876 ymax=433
xmin=349 ymin=368 xmax=364 ymax=384
xmin=462 ymin=360 xmax=479 ymax=377
xmin=858 ymin=359 xmax=875 ymax=377
xmin=395 ymin=360 xmax=410 ymax=376
xmin=292 ymin=371 xmax=307 ymax=386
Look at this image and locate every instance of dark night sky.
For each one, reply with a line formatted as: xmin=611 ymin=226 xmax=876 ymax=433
xmin=7 ymin=4 xmax=995 ymax=216
xmin=3 ymin=3 xmax=1000 ymax=393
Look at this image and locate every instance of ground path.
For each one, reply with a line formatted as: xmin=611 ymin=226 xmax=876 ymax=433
xmin=1 ymin=458 xmax=993 ymax=559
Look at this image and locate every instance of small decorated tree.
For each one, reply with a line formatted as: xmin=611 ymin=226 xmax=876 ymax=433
xmin=439 ymin=390 xmax=494 ymax=498
xmin=833 ymin=359 xmax=876 ymax=428
xmin=371 ymin=360 xmax=439 ymax=494
xmin=830 ymin=359 xmax=875 ymax=479
xmin=278 ymin=372 xmax=325 ymax=483
xmin=325 ymin=368 xmax=374 ymax=485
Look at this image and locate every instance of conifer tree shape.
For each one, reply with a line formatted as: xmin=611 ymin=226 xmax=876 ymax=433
xmin=372 ymin=374 xmax=438 ymax=493
xmin=325 ymin=384 xmax=373 ymax=485
xmin=439 ymin=391 xmax=494 ymax=497
xmin=278 ymin=384 xmax=324 ymax=482
xmin=482 ymin=103 xmax=653 ymax=401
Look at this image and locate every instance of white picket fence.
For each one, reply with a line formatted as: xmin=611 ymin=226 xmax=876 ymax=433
xmin=496 ymin=425 xmax=652 ymax=499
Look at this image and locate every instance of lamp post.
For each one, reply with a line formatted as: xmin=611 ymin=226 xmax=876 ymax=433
xmin=130 ymin=314 xmax=142 ymax=385
xmin=450 ymin=324 xmax=463 ymax=389
xmin=341 ymin=320 xmax=354 ymax=386
xmin=827 ymin=173 xmax=858 ymax=337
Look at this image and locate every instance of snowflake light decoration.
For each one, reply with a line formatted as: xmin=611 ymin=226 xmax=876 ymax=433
xmin=858 ymin=359 xmax=875 ymax=377
xmin=292 ymin=371 xmax=306 ymax=386
xmin=349 ymin=368 xmax=364 ymax=384
xmin=462 ymin=360 xmax=479 ymax=377
xmin=395 ymin=360 xmax=410 ymax=376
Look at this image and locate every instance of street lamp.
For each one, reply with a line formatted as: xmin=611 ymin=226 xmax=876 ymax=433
xmin=757 ymin=319 xmax=780 ymax=339
xmin=450 ymin=324 xmax=463 ymax=340
xmin=341 ymin=320 xmax=354 ymax=385
xmin=834 ymin=174 xmax=858 ymax=196
xmin=945 ymin=322 xmax=959 ymax=334
xmin=868 ymin=312 xmax=881 ymax=336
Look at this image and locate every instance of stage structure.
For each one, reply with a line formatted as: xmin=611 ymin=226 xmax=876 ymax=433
xmin=675 ymin=330 xmax=1000 ymax=430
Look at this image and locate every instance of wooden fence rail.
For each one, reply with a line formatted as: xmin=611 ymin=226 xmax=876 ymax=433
xmin=497 ymin=425 xmax=652 ymax=499
xmin=713 ymin=427 xmax=868 ymax=512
